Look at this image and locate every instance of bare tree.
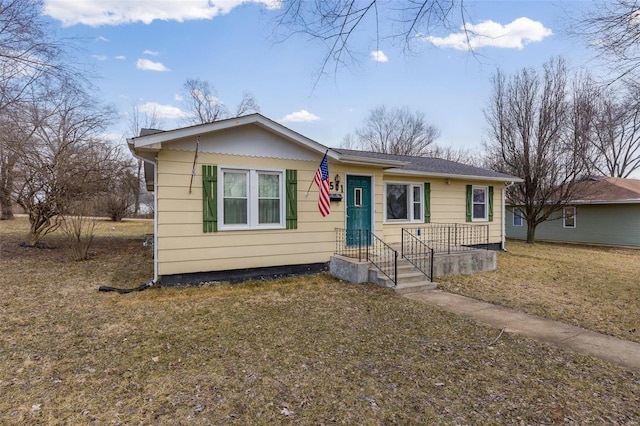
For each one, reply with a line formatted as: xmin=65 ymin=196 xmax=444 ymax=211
xmin=13 ymin=79 xmax=118 ymax=245
xmin=575 ymin=0 xmax=640 ymax=81
xmin=182 ymin=78 xmax=260 ymax=125
xmin=484 ymin=57 xmax=590 ymax=243
xmin=275 ymin=0 xmax=466 ymax=80
xmin=424 ymin=144 xmax=483 ymax=166
xmin=235 ymin=91 xmax=260 ymax=117
xmin=346 ymin=105 xmax=440 ymax=156
xmin=99 ymin=160 xmax=139 ymax=221
xmin=588 ymin=86 xmax=640 ymax=177
xmin=0 ymin=0 xmax=79 ymax=220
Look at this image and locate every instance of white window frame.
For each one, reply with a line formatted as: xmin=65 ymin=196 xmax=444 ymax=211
xmin=513 ymin=207 xmax=524 ymax=227
xmin=472 ymin=186 xmax=488 ymax=222
xmin=218 ymin=167 xmax=285 ymax=231
xmin=384 ymin=182 xmax=424 ymax=223
xmin=563 ymin=206 xmax=576 ymax=229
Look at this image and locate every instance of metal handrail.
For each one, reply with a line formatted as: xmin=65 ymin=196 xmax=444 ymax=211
xmin=401 ymin=228 xmax=434 ymax=282
xmin=404 ymin=223 xmax=489 ymax=254
xmin=335 ymin=228 xmax=397 ymax=286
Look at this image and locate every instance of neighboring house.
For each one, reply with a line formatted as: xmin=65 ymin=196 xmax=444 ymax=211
xmin=506 ymin=176 xmax=640 ymax=247
xmin=128 ymin=113 xmax=519 ymax=285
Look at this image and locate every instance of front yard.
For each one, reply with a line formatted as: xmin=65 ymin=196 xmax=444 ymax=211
xmin=0 ymin=218 xmax=638 ymax=424
xmin=439 ymin=240 xmax=640 ymax=344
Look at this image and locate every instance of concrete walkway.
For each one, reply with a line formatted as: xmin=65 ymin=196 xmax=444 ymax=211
xmin=403 ymin=289 xmax=640 ymax=372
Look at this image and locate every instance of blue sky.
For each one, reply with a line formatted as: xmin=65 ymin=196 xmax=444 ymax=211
xmin=42 ymin=1 xmax=599 ymax=153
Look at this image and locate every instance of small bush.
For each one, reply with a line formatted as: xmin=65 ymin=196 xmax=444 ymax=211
xmin=60 ymin=213 xmax=97 ymax=261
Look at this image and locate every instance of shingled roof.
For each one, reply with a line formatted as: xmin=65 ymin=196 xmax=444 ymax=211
xmin=571 ymin=177 xmax=640 ymax=203
xmin=333 ymin=148 xmax=519 ymax=181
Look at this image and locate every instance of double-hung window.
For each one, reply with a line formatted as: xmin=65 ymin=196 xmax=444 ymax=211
xmin=472 ymin=186 xmax=488 ymax=221
xmin=513 ymin=207 xmax=524 ymax=226
xmin=220 ymin=168 xmax=284 ymax=229
xmin=385 ymin=182 xmax=423 ymax=222
xmin=563 ymin=206 xmax=576 ymax=228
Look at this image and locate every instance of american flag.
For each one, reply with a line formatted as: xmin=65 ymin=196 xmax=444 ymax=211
xmin=314 ymin=153 xmax=331 ymax=217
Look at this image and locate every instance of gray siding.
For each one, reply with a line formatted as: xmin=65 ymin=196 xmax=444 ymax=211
xmin=506 ymin=204 xmax=640 ymax=246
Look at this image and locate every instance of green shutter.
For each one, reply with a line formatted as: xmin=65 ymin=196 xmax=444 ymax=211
xmin=202 ymin=165 xmax=217 ymax=232
xmin=488 ymin=185 xmax=494 ymax=222
xmin=424 ymin=182 xmax=431 ymax=223
xmin=286 ymin=169 xmax=297 ymax=229
xmin=465 ymin=184 xmax=472 ymax=222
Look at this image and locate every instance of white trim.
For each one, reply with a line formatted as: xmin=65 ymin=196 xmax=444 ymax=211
xmin=383 ymin=181 xmax=424 ymax=224
xmin=130 ymin=114 xmax=336 ymax=159
xmin=563 ymin=206 xmax=576 ymax=228
xmin=217 ymin=165 xmax=286 ymax=231
xmin=385 ymin=168 xmax=522 ymax=183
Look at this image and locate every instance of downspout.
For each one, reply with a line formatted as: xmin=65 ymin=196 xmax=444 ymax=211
xmin=501 ymin=185 xmax=506 ymax=250
xmin=99 ymin=149 xmax=158 ymax=293
xmin=153 ymin=156 xmax=158 ymax=283
xmin=129 ymin=150 xmax=159 ymax=284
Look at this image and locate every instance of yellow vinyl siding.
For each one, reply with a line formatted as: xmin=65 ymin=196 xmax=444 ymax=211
xmin=381 ymin=178 xmax=503 ymax=244
xmin=155 ymin=149 xmax=376 ymax=276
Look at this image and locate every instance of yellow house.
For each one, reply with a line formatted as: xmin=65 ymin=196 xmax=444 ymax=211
xmin=128 ymin=114 xmax=519 ymax=287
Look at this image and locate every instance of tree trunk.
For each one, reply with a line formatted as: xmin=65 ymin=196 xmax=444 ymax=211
xmin=0 ymin=190 xmax=14 ymax=220
xmin=0 ymin=154 xmax=15 ymax=220
xmin=526 ymin=220 xmax=537 ymax=244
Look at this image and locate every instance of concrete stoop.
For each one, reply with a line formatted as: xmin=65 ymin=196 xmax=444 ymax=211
xmin=330 ymin=254 xmax=435 ymax=292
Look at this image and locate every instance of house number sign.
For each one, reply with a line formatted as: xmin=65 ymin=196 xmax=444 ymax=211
xmin=329 ymin=174 xmax=344 ymax=193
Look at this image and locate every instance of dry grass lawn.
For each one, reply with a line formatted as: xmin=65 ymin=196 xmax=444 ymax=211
xmin=1 ymin=218 xmax=639 ymax=424
xmin=438 ymin=240 xmax=640 ymax=344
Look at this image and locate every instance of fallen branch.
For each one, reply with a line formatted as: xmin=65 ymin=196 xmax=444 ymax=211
xmin=489 ymin=327 xmax=506 ymax=346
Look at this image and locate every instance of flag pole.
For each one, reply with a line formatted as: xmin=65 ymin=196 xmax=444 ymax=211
xmin=306 ymin=149 xmax=329 ymax=198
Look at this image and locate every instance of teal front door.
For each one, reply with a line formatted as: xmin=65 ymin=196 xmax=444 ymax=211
xmin=346 ymin=175 xmax=372 ymax=245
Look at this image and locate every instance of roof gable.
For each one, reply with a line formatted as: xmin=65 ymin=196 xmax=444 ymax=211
xmin=129 ymin=114 xmax=520 ymax=182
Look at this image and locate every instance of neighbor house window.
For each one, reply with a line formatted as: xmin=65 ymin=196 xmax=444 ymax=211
xmin=513 ymin=208 xmax=524 ymax=227
xmin=563 ymin=206 xmax=576 ymax=228
xmin=220 ymin=168 xmax=284 ymax=229
xmin=472 ymin=186 xmax=488 ymax=221
xmin=385 ymin=183 xmax=423 ymax=222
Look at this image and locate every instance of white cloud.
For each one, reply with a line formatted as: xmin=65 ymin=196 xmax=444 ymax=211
xmin=93 ymin=54 xmax=108 ymax=61
xmin=97 ymin=35 xmax=109 ymax=42
xmin=139 ymin=102 xmax=188 ymax=120
xmin=43 ymin=0 xmax=280 ymax=27
xmin=370 ymin=50 xmax=388 ymax=62
xmin=115 ymin=55 xmax=126 ymax=60
xmin=136 ymin=58 xmax=170 ymax=71
xmin=143 ymin=49 xmax=159 ymax=56
xmin=419 ymin=17 xmax=552 ymax=50
xmin=280 ymin=110 xmax=320 ymax=123
xmin=174 ymin=93 xmax=184 ymax=102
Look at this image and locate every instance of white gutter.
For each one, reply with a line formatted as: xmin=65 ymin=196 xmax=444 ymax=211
xmin=385 ymin=168 xmax=524 ymax=183
xmin=501 ymin=186 xmax=506 ymax=250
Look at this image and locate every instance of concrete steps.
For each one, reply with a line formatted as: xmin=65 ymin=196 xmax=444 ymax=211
xmin=369 ymin=256 xmax=436 ymax=294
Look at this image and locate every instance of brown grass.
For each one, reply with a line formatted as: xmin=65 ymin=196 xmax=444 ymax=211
xmin=438 ymin=240 xmax=640 ymax=344
xmin=1 ymin=218 xmax=639 ymax=424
